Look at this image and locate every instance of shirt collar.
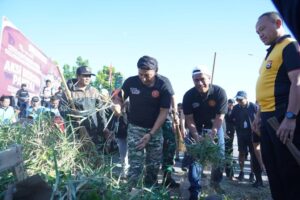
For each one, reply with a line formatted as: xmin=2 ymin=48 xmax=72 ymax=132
xmin=0 ymin=106 xmax=10 ymax=111
xmin=73 ymin=84 xmax=91 ymax=91
xmin=266 ymin=35 xmax=291 ymax=54
xmin=238 ymin=101 xmax=249 ymax=109
xmin=195 ymin=84 xmax=213 ymax=99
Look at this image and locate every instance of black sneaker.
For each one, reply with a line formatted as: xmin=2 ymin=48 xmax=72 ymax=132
xmin=227 ymin=175 xmax=234 ymax=181
xmin=210 ymin=182 xmax=225 ymax=194
xmin=226 ymin=168 xmax=234 ymax=180
xmin=249 ymin=172 xmax=255 ymax=182
xmin=164 ymin=177 xmax=180 ymax=188
xmin=252 ymin=180 xmax=264 ymax=188
xmin=181 ymin=167 xmax=188 ymax=172
xmin=237 ymin=171 xmax=244 ymax=181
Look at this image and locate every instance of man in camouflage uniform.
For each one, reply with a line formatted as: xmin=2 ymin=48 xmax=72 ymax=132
xmin=162 ymin=96 xmax=180 ymax=188
xmin=115 ymin=55 xmax=173 ymax=188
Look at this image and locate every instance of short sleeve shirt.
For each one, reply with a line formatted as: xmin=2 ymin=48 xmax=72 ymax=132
xmin=256 ymin=36 xmax=300 ymax=112
xmin=182 ymin=84 xmax=227 ymax=132
xmin=231 ymin=102 xmax=257 ymax=133
xmin=16 ymin=89 xmax=29 ymax=102
xmin=122 ymin=75 xmax=172 ymax=128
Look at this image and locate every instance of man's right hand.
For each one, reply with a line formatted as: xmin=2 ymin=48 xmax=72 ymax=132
xmin=111 ymin=103 xmax=121 ymax=116
xmin=192 ymin=133 xmax=203 ymax=143
xmin=136 ymin=133 xmax=151 ymax=150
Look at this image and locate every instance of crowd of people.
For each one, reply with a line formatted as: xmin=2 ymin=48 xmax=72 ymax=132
xmin=1 ymin=10 xmax=300 ymax=200
xmin=0 ymin=80 xmax=64 ymax=127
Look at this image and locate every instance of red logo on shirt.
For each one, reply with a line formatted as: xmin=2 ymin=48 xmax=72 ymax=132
xmin=208 ymin=100 xmax=216 ymax=107
xmin=152 ymin=90 xmax=160 ymax=98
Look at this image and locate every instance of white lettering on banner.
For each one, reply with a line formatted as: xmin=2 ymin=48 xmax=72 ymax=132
xmin=19 ymin=43 xmax=34 ymax=59
xmin=28 ymin=44 xmax=47 ymax=64
xmin=22 ymin=67 xmax=41 ymax=85
xmin=3 ymin=61 xmax=38 ymax=92
xmin=3 ymin=60 xmax=22 ymax=74
xmin=12 ymin=74 xmax=22 ymax=85
xmin=20 ymin=78 xmax=35 ymax=91
xmin=7 ymin=85 xmax=18 ymax=95
xmin=4 ymin=44 xmax=42 ymax=75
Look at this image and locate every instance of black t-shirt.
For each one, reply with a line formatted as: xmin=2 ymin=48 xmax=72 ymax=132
xmin=182 ymin=85 xmax=227 ymax=132
xmin=225 ymin=109 xmax=235 ymax=137
xmin=231 ymin=102 xmax=257 ymax=133
xmin=157 ymin=74 xmax=175 ymax=95
xmin=122 ymin=75 xmax=172 ymax=128
xmin=16 ymin=89 xmax=29 ymax=102
xmin=157 ymin=74 xmax=175 ymax=122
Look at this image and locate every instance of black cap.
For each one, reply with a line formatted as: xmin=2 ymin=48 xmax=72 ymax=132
xmin=235 ymin=91 xmax=247 ymax=99
xmin=76 ymin=66 xmax=95 ymax=76
xmin=137 ymin=55 xmax=158 ymax=71
xmin=228 ymin=99 xmax=235 ymax=104
xmin=31 ymin=96 xmax=39 ymax=102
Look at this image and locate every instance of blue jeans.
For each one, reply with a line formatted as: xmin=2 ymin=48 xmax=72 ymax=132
xmin=188 ymin=162 xmax=202 ymax=200
xmin=188 ymin=127 xmax=225 ymax=199
xmin=18 ymin=101 xmax=29 ymax=118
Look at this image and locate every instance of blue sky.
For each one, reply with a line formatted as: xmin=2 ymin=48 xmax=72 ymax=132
xmin=0 ymin=0 xmax=284 ymax=102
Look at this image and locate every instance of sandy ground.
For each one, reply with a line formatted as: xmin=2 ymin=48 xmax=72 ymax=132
xmin=163 ymin=160 xmax=271 ymax=200
xmin=114 ymin=137 xmax=272 ymax=199
xmin=159 ymin=137 xmax=272 ymax=200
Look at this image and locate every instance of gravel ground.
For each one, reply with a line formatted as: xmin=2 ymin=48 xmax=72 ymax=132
xmin=158 ymin=155 xmax=272 ymax=200
xmin=113 ymin=137 xmax=272 ymax=199
xmin=159 ymin=136 xmax=272 ymax=200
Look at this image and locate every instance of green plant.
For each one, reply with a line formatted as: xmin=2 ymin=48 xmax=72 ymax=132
xmin=185 ymin=136 xmax=223 ymax=167
xmin=0 ymin=115 xmax=177 ymax=199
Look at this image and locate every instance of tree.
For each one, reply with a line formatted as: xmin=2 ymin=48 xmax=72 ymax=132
xmin=76 ymin=56 xmax=89 ymax=67
xmin=94 ymin=65 xmax=124 ymax=93
xmin=62 ymin=56 xmax=90 ymax=81
xmin=62 ymin=64 xmax=76 ymax=81
xmin=62 ymin=57 xmax=124 ymax=92
xmin=114 ymin=72 xmax=123 ymax=89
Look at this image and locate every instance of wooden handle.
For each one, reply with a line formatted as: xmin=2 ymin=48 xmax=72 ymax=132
xmin=267 ymin=117 xmax=300 ymax=166
xmin=175 ymin=124 xmax=186 ymax=152
xmin=56 ymin=65 xmax=76 ymax=110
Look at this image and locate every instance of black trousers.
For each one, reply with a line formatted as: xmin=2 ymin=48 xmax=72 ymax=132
xmin=224 ymin=135 xmax=234 ymax=177
xmin=237 ymin=130 xmax=262 ymax=180
xmin=260 ymin=112 xmax=300 ymax=200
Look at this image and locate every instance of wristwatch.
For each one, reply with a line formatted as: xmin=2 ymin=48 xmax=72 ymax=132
xmin=285 ymin=112 xmax=297 ymax=119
